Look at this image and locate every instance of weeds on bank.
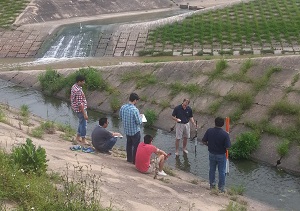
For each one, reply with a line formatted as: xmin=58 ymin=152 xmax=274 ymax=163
xmin=144 ymin=109 xmax=158 ymax=128
xmin=222 ymin=201 xmax=247 ymax=211
xmin=146 ymin=0 xmax=300 ymax=55
xmin=163 ymin=166 xmax=175 ymax=176
xmin=20 ymin=104 xmax=30 ymax=125
xmin=121 ymin=70 xmax=158 ymax=89
xmin=0 ymin=144 xmax=108 ymax=210
xmin=169 ymin=82 xmax=203 ymax=96
xmin=228 ymin=185 xmax=246 ymax=196
xmin=31 ymin=120 xmax=72 ymax=139
xmin=277 ymin=139 xmax=290 ymax=158
xmin=253 ymin=67 xmax=282 ymax=92
xmin=208 ymin=59 xmax=228 ymax=80
xmin=229 ymin=131 xmax=260 ymax=159
xmin=38 ymin=67 xmax=112 ymax=97
xmin=0 ymin=0 xmax=29 ymax=29
xmin=0 ymin=107 xmax=6 ymax=123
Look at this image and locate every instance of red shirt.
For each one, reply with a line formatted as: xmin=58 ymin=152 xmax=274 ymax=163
xmin=71 ymin=83 xmax=87 ymax=112
xmin=135 ymin=143 xmax=157 ymax=173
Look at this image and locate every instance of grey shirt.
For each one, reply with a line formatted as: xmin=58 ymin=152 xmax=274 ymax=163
xmin=91 ymin=125 xmax=114 ymax=150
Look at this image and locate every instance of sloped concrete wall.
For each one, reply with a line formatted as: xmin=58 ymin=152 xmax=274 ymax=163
xmin=1 ymin=56 xmax=300 ymax=174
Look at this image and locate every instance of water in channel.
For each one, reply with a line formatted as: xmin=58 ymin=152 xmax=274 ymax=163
xmin=0 ymin=79 xmax=300 ymax=210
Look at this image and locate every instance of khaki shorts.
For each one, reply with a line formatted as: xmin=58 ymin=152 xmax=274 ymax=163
xmin=176 ymin=122 xmax=190 ymax=139
xmin=145 ymin=157 xmax=160 ymax=173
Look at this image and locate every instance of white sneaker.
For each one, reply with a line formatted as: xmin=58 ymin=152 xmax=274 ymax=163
xmin=175 ymin=152 xmax=179 ymax=156
xmin=183 ymin=149 xmax=188 ymax=154
xmin=157 ymin=170 xmax=167 ymax=176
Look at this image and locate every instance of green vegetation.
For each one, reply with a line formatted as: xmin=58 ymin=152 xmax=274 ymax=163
xmin=0 ymin=0 xmax=29 ymax=29
xmin=229 ymin=131 xmax=260 ymax=159
xmin=223 ymin=201 xmax=247 ymax=211
xmin=121 ymin=70 xmax=158 ymax=89
xmin=253 ymin=67 xmax=282 ymax=91
xmin=0 ymin=149 xmax=109 ymax=210
xmin=11 ymin=138 xmax=47 ymax=175
xmin=56 ymin=123 xmax=76 ymax=141
xmin=31 ymin=121 xmax=59 ymax=138
xmin=169 ymin=82 xmax=203 ymax=96
xmin=268 ymin=100 xmax=300 ymax=116
xmin=38 ymin=68 xmax=65 ymax=95
xmin=146 ymin=0 xmax=300 ymax=55
xmin=144 ymin=109 xmax=158 ymax=128
xmin=228 ymin=185 xmax=246 ymax=196
xmin=38 ymin=67 xmax=111 ymax=97
xmin=0 ymin=107 xmax=6 ymax=123
xmin=110 ymin=94 xmax=121 ymax=113
xmin=209 ymin=59 xmax=228 ymax=80
xmin=20 ymin=104 xmax=30 ymax=125
xmin=277 ymin=139 xmax=290 ymax=157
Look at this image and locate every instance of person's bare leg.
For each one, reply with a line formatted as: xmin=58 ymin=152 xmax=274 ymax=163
xmin=158 ymin=155 xmax=165 ymax=171
xmin=175 ymin=139 xmax=180 ymax=154
xmin=76 ymin=134 xmax=81 ymax=142
xmin=183 ymin=137 xmax=188 ymax=151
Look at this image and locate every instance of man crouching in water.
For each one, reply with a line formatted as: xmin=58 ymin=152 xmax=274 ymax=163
xmin=135 ymin=135 xmax=168 ymax=176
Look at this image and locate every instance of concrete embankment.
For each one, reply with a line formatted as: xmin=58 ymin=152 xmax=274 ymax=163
xmin=0 ymin=55 xmax=300 ymax=175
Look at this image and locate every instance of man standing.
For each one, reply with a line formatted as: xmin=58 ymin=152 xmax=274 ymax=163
xmin=172 ymin=98 xmax=197 ymax=156
xmin=91 ymin=117 xmax=122 ymax=155
xmin=135 ymin=135 xmax=168 ymax=176
xmin=202 ymin=117 xmax=231 ymax=193
xmin=119 ymin=93 xmax=143 ymax=164
xmin=71 ymin=75 xmax=89 ymax=145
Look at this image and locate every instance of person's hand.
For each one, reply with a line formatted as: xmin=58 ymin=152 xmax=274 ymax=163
xmin=84 ymin=113 xmax=88 ymax=120
xmin=176 ymin=118 xmax=181 ymax=123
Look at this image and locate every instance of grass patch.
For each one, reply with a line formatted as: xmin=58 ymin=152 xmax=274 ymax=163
xmin=229 ymin=131 xmax=260 ymax=160
xmin=277 ymin=139 xmax=290 ymax=157
xmin=0 ymin=0 xmax=29 ymax=29
xmin=268 ymin=100 xmax=300 ymax=116
xmin=169 ymin=82 xmax=203 ymax=96
xmin=209 ymin=59 xmax=228 ymax=80
xmin=110 ymin=94 xmax=121 ymax=113
xmin=163 ymin=166 xmax=175 ymax=176
xmin=121 ymin=70 xmax=158 ymax=89
xmin=228 ymin=185 xmax=246 ymax=196
xmin=144 ymin=109 xmax=158 ymax=128
xmin=223 ymin=201 xmax=247 ymax=211
xmin=0 ymin=149 xmax=109 ymax=210
xmin=253 ymin=67 xmax=282 ymax=91
xmin=208 ymin=99 xmax=223 ymax=114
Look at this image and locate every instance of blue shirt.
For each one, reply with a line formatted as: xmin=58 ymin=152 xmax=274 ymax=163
xmin=119 ymin=103 xmax=142 ymax=136
xmin=172 ymin=104 xmax=193 ymax=124
xmin=202 ymin=127 xmax=231 ymax=154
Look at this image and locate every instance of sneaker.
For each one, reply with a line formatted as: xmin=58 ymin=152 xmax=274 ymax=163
xmin=175 ymin=152 xmax=179 ymax=156
xmin=157 ymin=170 xmax=167 ymax=176
xmin=82 ymin=147 xmax=95 ymax=153
xmin=99 ymin=150 xmax=111 ymax=155
xmin=183 ymin=149 xmax=188 ymax=154
xmin=70 ymin=145 xmax=82 ymax=151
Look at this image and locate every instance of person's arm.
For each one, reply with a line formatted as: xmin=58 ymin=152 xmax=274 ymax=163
xmin=76 ymin=92 xmax=88 ymax=120
xmin=172 ymin=107 xmax=181 ymax=122
xmin=134 ymin=109 xmax=143 ymax=125
xmin=156 ymin=148 xmax=167 ymax=157
xmin=202 ymin=130 xmax=208 ymax=145
xmin=189 ymin=117 xmax=197 ymax=127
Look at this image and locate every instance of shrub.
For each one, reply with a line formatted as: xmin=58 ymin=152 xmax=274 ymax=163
xmin=20 ymin=104 xmax=29 ymax=117
xmin=229 ymin=131 xmax=260 ymax=160
xmin=110 ymin=95 xmax=121 ymax=113
xmin=277 ymin=139 xmax=290 ymax=157
xmin=0 ymin=107 xmax=6 ymax=123
xmin=38 ymin=68 xmax=65 ymax=95
xmin=11 ymin=138 xmax=47 ymax=175
xmin=144 ymin=109 xmax=158 ymax=128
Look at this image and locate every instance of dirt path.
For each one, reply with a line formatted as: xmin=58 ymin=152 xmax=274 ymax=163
xmin=0 ymin=104 xmax=277 ymax=210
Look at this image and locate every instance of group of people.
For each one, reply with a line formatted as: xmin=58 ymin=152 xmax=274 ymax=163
xmin=71 ymin=75 xmax=231 ymax=191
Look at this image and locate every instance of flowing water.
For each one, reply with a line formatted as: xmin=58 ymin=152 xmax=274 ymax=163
xmin=0 ymin=79 xmax=300 ymax=211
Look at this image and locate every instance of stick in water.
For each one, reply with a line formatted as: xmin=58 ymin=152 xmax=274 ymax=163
xmin=194 ymin=120 xmax=198 ymax=153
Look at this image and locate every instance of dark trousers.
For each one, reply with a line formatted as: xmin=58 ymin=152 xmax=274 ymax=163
xmin=126 ymin=131 xmax=141 ymax=164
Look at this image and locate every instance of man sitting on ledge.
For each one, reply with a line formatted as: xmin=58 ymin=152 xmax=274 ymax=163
xmin=92 ymin=117 xmax=122 ymax=155
xmin=135 ymin=134 xmax=168 ymax=176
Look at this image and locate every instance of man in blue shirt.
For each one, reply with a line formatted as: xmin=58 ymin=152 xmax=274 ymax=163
xmin=202 ymin=117 xmax=231 ymax=193
xmin=119 ymin=93 xmax=143 ymax=164
xmin=172 ymin=98 xmax=197 ymax=156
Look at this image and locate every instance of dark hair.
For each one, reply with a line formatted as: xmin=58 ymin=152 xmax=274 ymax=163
xmin=183 ymin=98 xmax=190 ymax=104
xmin=99 ymin=117 xmax=108 ymax=126
xmin=144 ymin=134 xmax=153 ymax=144
xmin=215 ymin=117 xmax=224 ymax=127
xmin=129 ymin=93 xmax=140 ymax=102
xmin=76 ymin=75 xmax=85 ymax=83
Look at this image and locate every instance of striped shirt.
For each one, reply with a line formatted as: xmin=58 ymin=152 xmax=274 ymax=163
xmin=119 ymin=103 xmax=142 ymax=136
xmin=71 ymin=83 xmax=87 ymax=112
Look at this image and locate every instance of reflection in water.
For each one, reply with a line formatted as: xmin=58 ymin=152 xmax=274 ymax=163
xmin=175 ymin=153 xmax=191 ymax=172
xmin=1 ymin=79 xmax=300 ymax=211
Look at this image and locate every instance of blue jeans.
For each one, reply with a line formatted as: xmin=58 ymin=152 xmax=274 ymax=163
xmin=77 ymin=111 xmax=87 ymax=137
xmin=102 ymin=137 xmax=117 ymax=151
xmin=126 ymin=131 xmax=141 ymax=164
xmin=209 ymin=152 xmax=226 ymax=191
